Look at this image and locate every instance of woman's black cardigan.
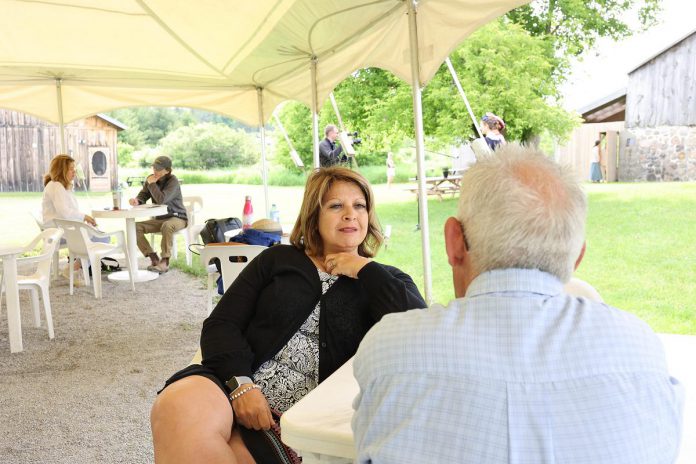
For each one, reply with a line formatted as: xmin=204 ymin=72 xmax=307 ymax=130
xmin=201 ymin=245 xmax=426 ymax=384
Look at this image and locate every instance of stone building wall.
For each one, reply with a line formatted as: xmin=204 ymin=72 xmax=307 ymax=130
xmin=620 ymin=126 xmax=696 ymax=181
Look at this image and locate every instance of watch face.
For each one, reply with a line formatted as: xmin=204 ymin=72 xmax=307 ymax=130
xmin=225 ymin=377 xmax=240 ymax=391
xmin=226 ymin=376 xmax=252 ymax=391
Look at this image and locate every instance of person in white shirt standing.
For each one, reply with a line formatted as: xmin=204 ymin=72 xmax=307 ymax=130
xmin=352 ymin=143 xmax=684 ymax=464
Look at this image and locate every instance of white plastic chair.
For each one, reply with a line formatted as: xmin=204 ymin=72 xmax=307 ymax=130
xmin=199 ymin=244 xmax=265 ymax=315
xmin=54 ymin=219 xmax=135 ymax=299
xmin=30 ymin=210 xmax=67 ymax=280
xmin=0 ymin=228 xmax=63 ymax=339
xmin=150 ymin=196 xmax=204 ymax=266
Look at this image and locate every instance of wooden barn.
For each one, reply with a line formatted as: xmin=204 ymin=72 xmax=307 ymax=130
xmin=0 ymin=109 xmax=126 ymax=192
xmin=558 ymin=28 xmax=696 ymax=182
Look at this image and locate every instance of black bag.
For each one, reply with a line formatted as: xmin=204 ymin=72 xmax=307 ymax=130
xmin=200 ymin=217 xmax=243 ymax=244
xmin=87 ymin=257 xmax=121 ymax=277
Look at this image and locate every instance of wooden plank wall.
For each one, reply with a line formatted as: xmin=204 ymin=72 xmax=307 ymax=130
xmin=626 ymin=32 xmax=696 ymax=128
xmin=0 ymin=109 xmax=119 ymax=192
xmin=556 ymin=121 xmax=626 ymax=181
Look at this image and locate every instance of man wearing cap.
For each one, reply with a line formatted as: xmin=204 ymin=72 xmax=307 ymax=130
xmin=129 ymin=155 xmax=187 ymax=273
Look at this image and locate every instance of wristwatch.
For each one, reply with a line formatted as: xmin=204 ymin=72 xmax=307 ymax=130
xmin=225 ymin=376 xmax=253 ymax=391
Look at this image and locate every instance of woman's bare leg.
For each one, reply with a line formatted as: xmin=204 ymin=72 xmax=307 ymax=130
xmin=151 ymin=375 xmax=242 ymax=464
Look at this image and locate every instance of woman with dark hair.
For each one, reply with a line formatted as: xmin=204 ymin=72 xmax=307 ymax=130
xmin=481 ymin=112 xmax=506 ymax=151
xmin=151 ymin=166 xmax=425 ymax=464
xmin=590 ymin=139 xmax=603 ymax=183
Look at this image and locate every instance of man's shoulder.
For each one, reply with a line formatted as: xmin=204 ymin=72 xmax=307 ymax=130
xmin=360 ymin=300 xmax=461 ymax=359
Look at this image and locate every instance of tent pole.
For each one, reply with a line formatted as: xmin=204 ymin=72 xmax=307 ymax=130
xmin=407 ymin=0 xmax=433 ymax=304
xmin=445 ymin=57 xmax=484 ymax=139
xmin=273 ymin=113 xmax=304 ymax=167
xmin=310 ymin=57 xmax=320 ymax=169
xmin=55 ymin=78 xmax=66 ymax=153
xmin=257 ymin=88 xmax=270 ymax=218
xmin=329 ymin=93 xmax=345 ymax=132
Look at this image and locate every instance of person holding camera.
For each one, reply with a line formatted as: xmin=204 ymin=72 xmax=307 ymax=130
xmin=319 ymin=124 xmax=347 ymax=167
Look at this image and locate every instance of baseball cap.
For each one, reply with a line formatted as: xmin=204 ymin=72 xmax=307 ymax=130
xmin=152 ymin=155 xmax=172 ymax=171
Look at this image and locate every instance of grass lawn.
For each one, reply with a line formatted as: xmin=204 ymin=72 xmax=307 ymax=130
xmin=1 ymin=181 xmax=694 ymax=334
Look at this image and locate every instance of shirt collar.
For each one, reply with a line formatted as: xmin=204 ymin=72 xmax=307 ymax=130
xmin=465 ymin=268 xmax=564 ymax=298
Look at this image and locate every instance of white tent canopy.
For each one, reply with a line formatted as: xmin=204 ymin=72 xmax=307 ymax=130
xmin=0 ymin=0 xmax=527 ymax=302
xmin=0 ymin=0 xmax=524 ymax=125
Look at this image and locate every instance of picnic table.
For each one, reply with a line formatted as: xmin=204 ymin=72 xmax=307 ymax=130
xmin=406 ymin=175 xmax=462 ymax=200
xmin=125 ymin=176 xmax=146 ymax=187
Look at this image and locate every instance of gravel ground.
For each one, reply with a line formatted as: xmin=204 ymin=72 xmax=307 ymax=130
xmin=0 ymin=258 xmax=205 ymax=463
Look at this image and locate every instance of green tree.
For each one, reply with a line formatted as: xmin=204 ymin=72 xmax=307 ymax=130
xmin=274 ymin=0 xmax=664 ymax=166
xmin=159 ymin=123 xmax=258 ymax=169
xmin=273 ymin=103 xmax=313 ymax=170
xmin=422 ymin=20 xmax=580 ymax=143
xmin=116 ymin=142 xmax=135 ymax=167
xmin=506 ymin=0 xmax=661 ymax=56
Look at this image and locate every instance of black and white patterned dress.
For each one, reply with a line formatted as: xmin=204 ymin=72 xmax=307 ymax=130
xmin=253 ymin=268 xmax=338 ymax=413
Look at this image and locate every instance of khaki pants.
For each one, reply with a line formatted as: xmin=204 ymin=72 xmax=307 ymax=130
xmin=135 ymin=217 xmax=187 ymax=259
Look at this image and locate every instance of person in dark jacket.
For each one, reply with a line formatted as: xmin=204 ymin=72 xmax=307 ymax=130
xmin=151 ymin=166 xmax=425 ymax=464
xmin=129 ymin=155 xmax=187 ymax=273
xmin=319 ymin=124 xmax=346 ymax=167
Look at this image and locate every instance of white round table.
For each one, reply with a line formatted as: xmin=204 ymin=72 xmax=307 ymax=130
xmin=92 ymin=206 xmax=168 ymax=282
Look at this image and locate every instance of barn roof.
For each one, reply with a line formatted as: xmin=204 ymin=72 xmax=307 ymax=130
xmin=628 ymin=28 xmax=696 ymax=74
xmin=95 ymin=113 xmax=127 ymax=131
xmin=578 ymin=87 xmax=626 ymax=123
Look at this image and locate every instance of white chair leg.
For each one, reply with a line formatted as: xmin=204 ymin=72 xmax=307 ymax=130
xmin=52 ymin=249 xmax=60 ymax=280
xmin=184 ymin=233 xmax=192 ymax=266
xmin=40 ymin=284 xmax=54 ymax=339
xmin=69 ymin=256 xmax=75 ymax=295
xmin=30 ymin=287 xmax=41 ymax=327
xmin=92 ymin=258 xmax=102 ymax=299
xmin=81 ymin=258 xmax=90 ymax=287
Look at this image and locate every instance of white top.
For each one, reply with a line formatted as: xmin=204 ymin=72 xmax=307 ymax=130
xmin=352 ymin=269 xmax=684 ymax=464
xmin=41 ymin=181 xmax=84 ymax=227
xmin=592 ymin=145 xmax=601 ymax=163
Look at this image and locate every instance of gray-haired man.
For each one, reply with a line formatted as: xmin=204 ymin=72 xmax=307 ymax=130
xmin=352 ymin=144 xmax=683 ymax=463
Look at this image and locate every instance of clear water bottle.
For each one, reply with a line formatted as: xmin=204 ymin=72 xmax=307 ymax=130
xmin=269 ymin=203 xmax=280 ymax=223
xmin=242 ymin=195 xmax=254 ymax=230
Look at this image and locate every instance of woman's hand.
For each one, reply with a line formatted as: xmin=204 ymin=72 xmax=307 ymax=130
xmin=231 ymin=388 xmax=275 ymax=430
xmin=84 ymin=214 xmax=97 ymax=227
xmin=128 ymin=198 xmax=139 ymax=206
xmin=324 ymin=253 xmax=371 ymax=279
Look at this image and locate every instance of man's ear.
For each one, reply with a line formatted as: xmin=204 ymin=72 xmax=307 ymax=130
xmin=574 ymin=241 xmax=586 ymax=271
xmin=444 ymin=217 xmax=467 ymax=267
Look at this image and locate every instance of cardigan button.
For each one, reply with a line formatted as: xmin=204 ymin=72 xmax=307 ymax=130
xmin=320 ymin=342 xmax=327 ymax=348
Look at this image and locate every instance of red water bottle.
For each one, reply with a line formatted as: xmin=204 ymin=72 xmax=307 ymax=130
xmin=242 ymin=195 xmax=254 ymax=230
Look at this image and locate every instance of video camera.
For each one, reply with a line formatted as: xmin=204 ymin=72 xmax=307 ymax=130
xmin=347 ymin=131 xmax=362 ymax=146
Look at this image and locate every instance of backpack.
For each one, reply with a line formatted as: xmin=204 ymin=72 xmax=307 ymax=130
xmin=200 ymin=217 xmax=243 ymax=244
xmin=229 ymin=228 xmax=281 ymax=247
